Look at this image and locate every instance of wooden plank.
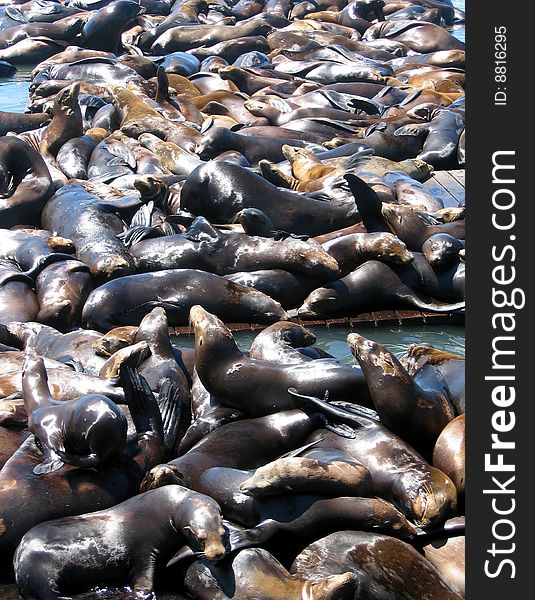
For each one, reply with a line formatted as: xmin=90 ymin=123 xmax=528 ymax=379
xmin=448 ymin=169 xmax=465 ymax=189
xmin=422 ymin=175 xmax=459 ymax=207
xmin=168 ymin=310 xmax=464 ymax=336
xmin=433 ymin=171 xmax=465 ymax=205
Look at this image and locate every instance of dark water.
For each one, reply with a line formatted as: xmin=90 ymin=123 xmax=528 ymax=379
xmin=172 ymin=323 xmax=465 ymax=362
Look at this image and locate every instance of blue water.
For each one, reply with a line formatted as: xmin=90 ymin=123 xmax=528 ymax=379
xmin=172 ymin=323 xmax=465 ymax=363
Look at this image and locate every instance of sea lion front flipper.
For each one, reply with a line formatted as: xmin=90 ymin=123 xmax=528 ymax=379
xmin=33 ymin=446 xmax=64 ymax=475
xmin=183 ymin=216 xmax=220 ymax=243
xmin=394 ymin=123 xmax=429 ymax=137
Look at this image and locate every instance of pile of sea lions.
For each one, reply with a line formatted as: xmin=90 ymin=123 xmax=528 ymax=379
xmin=0 ymin=0 xmax=465 ymax=597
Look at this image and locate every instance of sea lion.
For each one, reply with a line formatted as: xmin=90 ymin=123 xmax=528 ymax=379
xmin=432 ymin=414 xmax=465 ymax=505
xmin=142 ymin=408 xmax=325 ymax=494
xmin=14 ymin=485 xmax=227 ymax=599
xmin=0 ymin=367 xmax=173 ymax=563
xmin=55 ymin=128 xmax=108 ymax=179
xmin=404 ymin=343 xmax=465 ymax=414
xmin=81 ymin=0 xmax=145 ymax=53
xmin=40 ymin=82 xmax=83 ymax=158
xmin=297 ymin=260 xmax=465 ymax=320
xmin=0 ymin=111 xmax=50 ymax=136
xmin=0 ymin=136 xmax=54 ymax=228
xmin=181 ymin=161 xmax=360 ymax=235
xmin=239 ymin=455 xmax=372 ymax=497
xmin=22 ymin=349 xmax=128 ymax=474
xmin=35 ymin=260 xmax=93 ymax=331
xmin=189 ymin=305 xmax=371 ymax=417
xmin=322 ymin=231 xmax=414 ymax=276
xmin=128 ymin=216 xmax=340 ymax=278
xmin=347 ymin=332 xmax=455 ymax=455
xmin=422 ymin=527 xmax=465 ymax=597
xmin=422 ymin=233 xmax=465 ymax=266
xmin=381 ymin=202 xmax=465 ymax=250
xmin=41 ymin=182 xmax=139 ymax=282
xmin=248 ymin=321 xmax=319 ymax=363
xmin=291 ymin=531 xmax=463 ymax=599
xmin=184 ymin=548 xmax=357 ymax=600
xmin=81 ymin=270 xmax=289 ymax=331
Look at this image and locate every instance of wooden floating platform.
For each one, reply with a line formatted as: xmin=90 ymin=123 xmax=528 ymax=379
xmin=169 ymin=310 xmax=464 ymax=336
xmin=422 ymin=169 xmax=465 ymax=207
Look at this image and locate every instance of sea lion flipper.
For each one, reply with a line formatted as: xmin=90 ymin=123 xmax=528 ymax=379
xmin=157 ymin=379 xmax=182 ymax=454
xmin=276 ymin=438 xmax=323 ymax=460
xmin=395 ymin=123 xmax=429 ymax=137
xmin=33 ymin=447 xmax=64 ymax=475
xmin=120 ymin=366 xmax=163 ymax=442
xmin=183 ymin=217 xmax=220 ymax=243
xmin=117 ymin=225 xmax=159 ymax=248
xmin=324 ymin=422 xmax=357 ymax=438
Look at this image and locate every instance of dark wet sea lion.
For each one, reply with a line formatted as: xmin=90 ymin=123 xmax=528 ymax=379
xmin=0 ymin=136 xmax=54 ymax=228
xmin=35 ymin=260 xmax=93 ymax=331
xmin=291 ymin=531 xmax=463 ymax=599
xmin=55 ymin=127 xmax=108 ymax=179
xmin=297 ymin=260 xmax=465 ymax=320
xmin=129 ymin=217 xmax=340 ymax=278
xmin=82 ymin=0 xmax=145 ymax=53
xmin=181 ymin=161 xmax=360 ymax=235
xmin=22 ymin=349 xmax=128 ymax=474
xmin=248 ymin=321 xmax=318 ymax=363
xmin=348 ymin=332 xmax=455 ymax=455
xmin=14 ymin=485 xmax=226 ymax=599
xmin=404 ymin=343 xmax=465 ymax=414
xmin=196 ymin=127 xmax=323 ymax=164
xmin=184 ymin=548 xmax=356 ymax=600
xmin=0 ymin=38 xmax=67 ymax=65
xmin=422 ymin=233 xmax=465 ymax=267
xmin=0 ymin=16 xmax=85 ymax=50
xmin=41 ymin=182 xmax=138 ymax=282
xmin=189 ymin=305 xmax=371 ymax=417
xmin=82 ymin=270 xmax=289 ymax=331
xmin=0 ymin=368 xmax=170 ymax=565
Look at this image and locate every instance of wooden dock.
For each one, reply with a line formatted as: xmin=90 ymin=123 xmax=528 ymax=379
xmin=170 ymin=168 xmax=465 ymax=336
xmin=422 ymin=169 xmax=465 ymax=207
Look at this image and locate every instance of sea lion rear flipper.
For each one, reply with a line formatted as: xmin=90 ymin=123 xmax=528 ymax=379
xmin=118 ymin=225 xmax=160 ymax=247
xmin=119 ymin=366 xmax=163 ymax=442
xmin=324 ymin=423 xmax=357 ymax=438
xmin=157 ymin=379 xmax=182 ymax=455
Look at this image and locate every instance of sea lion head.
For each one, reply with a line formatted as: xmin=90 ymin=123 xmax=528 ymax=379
xmin=391 ymin=467 xmax=457 ymax=528
xmin=181 ymin=495 xmax=227 ymax=561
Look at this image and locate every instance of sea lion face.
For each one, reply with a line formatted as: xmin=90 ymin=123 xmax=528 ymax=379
xmin=392 ymin=468 xmax=457 ymax=528
xmin=56 ymin=82 xmax=81 ymax=116
xmin=196 ymin=128 xmax=233 ymax=160
xmin=181 ymin=497 xmax=227 ymax=561
xmin=371 ymin=233 xmax=414 ymax=264
xmin=422 ymin=233 xmax=461 ymax=266
xmin=298 ymin=288 xmax=338 ymax=319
